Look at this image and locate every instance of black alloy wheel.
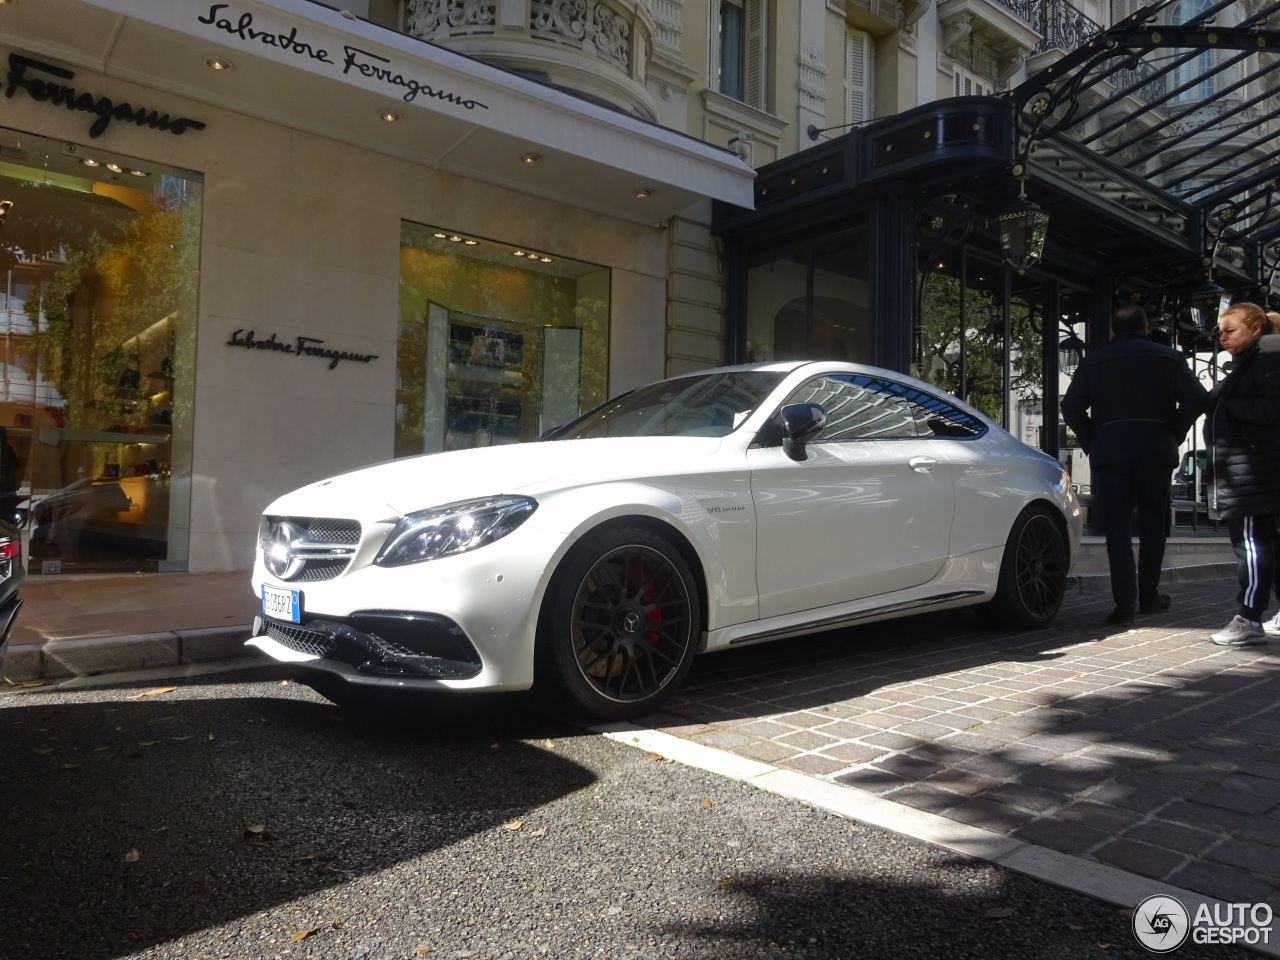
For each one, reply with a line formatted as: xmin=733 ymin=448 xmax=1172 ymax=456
xmin=539 ymin=526 xmax=700 ymax=720
xmin=976 ymin=506 xmax=1067 ymax=629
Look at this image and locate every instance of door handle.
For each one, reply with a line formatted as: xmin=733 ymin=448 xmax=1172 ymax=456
xmin=909 ymin=456 xmax=937 ymax=473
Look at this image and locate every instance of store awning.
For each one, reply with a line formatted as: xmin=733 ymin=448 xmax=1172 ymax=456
xmin=0 ymin=0 xmax=756 ymax=224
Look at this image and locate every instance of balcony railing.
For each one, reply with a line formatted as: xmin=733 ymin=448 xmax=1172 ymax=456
xmin=1035 ymin=0 xmax=1102 ymax=53
xmin=1035 ymin=0 xmax=1167 ymax=108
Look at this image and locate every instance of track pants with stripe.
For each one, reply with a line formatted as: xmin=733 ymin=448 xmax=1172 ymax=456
xmin=1226 ymin=514 xmax=1280 ymax=622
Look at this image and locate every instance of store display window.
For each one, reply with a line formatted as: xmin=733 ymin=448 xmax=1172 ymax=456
xmin=0 ymin=127 xmax=200 ymax=574
xmin=396 ymin=223 xmax=609 ymax=456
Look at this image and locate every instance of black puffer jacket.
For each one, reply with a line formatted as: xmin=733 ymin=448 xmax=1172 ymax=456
xmin=1205 ymin=334 xmax=1280 ymax=519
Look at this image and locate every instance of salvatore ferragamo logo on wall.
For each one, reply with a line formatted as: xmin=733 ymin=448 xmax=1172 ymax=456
xmin=197 ymin=3 xmax=489 ymax=110
xmin=4 ymin=54 xmax=206 ymax=139
xmin=227 ymin=329 xmax=379 ymax=370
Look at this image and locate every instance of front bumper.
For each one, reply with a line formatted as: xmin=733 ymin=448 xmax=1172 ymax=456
xmin=249 ymin=609 xmax=482 ymax=683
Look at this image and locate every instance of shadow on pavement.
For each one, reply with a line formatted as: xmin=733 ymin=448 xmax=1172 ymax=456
xmin=0 ymin=681 xmax=590 ymax=960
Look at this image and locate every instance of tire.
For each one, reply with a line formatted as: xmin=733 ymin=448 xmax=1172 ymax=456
xmin=974 ymin=505 xmax=1067 ymax=629
xmin=537 ymin=525 xmax=701 ymax=721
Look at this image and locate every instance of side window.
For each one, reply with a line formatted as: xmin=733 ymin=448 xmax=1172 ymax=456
xmin=768 ymin=374 xmax=986 ymax=444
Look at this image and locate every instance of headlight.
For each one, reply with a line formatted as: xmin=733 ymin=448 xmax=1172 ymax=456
xmin=375 ymin=496 xmax=537 ymax=567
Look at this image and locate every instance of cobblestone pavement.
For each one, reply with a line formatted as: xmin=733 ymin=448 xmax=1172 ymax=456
xmin=648 ymin=577 xmax=1280 ymax=909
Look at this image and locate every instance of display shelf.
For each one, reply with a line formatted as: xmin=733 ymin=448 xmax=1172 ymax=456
xmin=36 ymin=427 xmax=170 ymax=445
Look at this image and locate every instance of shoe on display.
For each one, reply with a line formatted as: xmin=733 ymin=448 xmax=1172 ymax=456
xmin=1139 ymin=594 xmax=1171 ymax=614
xmin=1105 ymin=607 xmax=1136 ymax=626
xmin=1264 ymin=612 xmax=1280 ymax=638
xmin=1209 ymin=616 xmax=1268 ymax=647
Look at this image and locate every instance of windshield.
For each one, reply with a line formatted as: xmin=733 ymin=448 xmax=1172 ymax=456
xmin=546 ymin=371 xmax=787 ymax=440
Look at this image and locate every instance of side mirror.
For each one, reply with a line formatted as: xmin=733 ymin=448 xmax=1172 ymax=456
xmin=780 ymin=403 xmax=827 ymax=462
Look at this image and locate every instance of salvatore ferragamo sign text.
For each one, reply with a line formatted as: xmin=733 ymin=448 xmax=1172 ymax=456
xmin=227 ymin=329 xmax=378 ymax=370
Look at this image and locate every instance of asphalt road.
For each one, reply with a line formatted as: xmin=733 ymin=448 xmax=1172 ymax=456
xmin=0 ymin=667 xmax=1259 ymax=960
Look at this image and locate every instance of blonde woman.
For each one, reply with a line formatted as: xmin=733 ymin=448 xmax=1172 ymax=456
xmin=1205 ymin=302 xmax=1280 ymax=645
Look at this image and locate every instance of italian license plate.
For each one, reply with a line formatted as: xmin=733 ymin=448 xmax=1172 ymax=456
xmin=262 ymin=584 xmax=300 ymax=623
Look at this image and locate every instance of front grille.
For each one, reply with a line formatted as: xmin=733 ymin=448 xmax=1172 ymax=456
xmin=290 ymin=559 xmax=351 ymax=582
xmin=303 ymin=518 xmax=361 ymax=544
xmin=262 ymin=515 xmax=362 ymax=582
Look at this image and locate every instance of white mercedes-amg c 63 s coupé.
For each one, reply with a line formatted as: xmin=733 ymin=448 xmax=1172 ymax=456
xmin=249 ymin=361 xmax=1082 ymax=720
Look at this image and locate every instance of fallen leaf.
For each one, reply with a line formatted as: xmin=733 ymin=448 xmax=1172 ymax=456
xmin=32 ymin=747 xmax=54 ymax=755
xmin=983 ymin=907 xmax=1014 ymax=919
xmin=61 ymin=762 xmax=81 ymax=769
xmin=330 ymin=921 xmax=341 ymax=929
xmin=1066 ymin=922 xmax=1084 ymax=931
xmin=244 ymin=824 xmax=275 ymax=841
xmin=290 ymin=929 xmax=317 ymax=942
xmin=821 ymin=707 xmax=829 ymax=712
xmin=207 ymin=734 xmax=215 ymax=741
xmin=93 ymin=745 xmax=111 ymax=752
xmin=701 ymin=799 xmax=713 ymax=808
xmin=279 ymin=680 xmax=290 ymax=685
xmin=171 ymin=736 xmax=192 ymax=741
xmin=1098 ymin=944 xmax=1112 ymax=950
xmin=137 ymin=741 xmax=159 ymax=746
xmin=154 ymin=826 xmax=171 ymax=834
xmin=1117 ymin=907 xmax=1135 ymax=919
xmin=716 ymin=879 xmax=734 ymax=888
xmin=543 ymin=739 xmax=556 ymax=749
xmin=646 ymin=752 xmax=664 ymax=762
xmin=530 ymin=827 xmax=547 ymax=837
xmin=124 ymin=848 xmax=141 ymax=863
xmin=502 ymin=817 xmax=523 ymax=831
xmin=416 ymin=950 xmax=432 ymax=956
xmin=127 ymin=687 xmax=178 ymax=701
xmin=4 ymin=677 xmax=45 ymax=688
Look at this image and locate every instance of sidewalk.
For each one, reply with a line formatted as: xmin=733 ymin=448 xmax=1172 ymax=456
xmin=2 ymin=570 xmax=258 ymax=682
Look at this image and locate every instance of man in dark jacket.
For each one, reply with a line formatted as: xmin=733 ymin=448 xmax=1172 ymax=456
xmin=1061 ymin=304 xmax=1208 ymax=625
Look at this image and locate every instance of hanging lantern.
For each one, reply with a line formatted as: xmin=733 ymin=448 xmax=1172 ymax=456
xmin=998 ymin=182 xmax=1050 ymax=275
xmin=1058 ymin=334 xmax=1085 ymax=374
xmin=1184 ymin=277 xmax=1226 ymax=334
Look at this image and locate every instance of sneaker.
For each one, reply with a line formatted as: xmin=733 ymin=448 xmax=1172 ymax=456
xmin=1210 ymin=616 xmax=1268 ymax=647
xmin=1264 ymin=612 xmax=1280 ymax=638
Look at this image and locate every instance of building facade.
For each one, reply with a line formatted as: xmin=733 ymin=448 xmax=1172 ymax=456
xmin=0 ymin=0 xmax=1274 ymax=578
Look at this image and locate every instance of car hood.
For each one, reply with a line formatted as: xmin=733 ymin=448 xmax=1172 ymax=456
xmin=265 ymin=437 xmax=728 ymax=520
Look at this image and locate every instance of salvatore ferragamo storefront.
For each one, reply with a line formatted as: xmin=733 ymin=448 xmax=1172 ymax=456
xmin=0 ymin=0 xmax=752 ymax=577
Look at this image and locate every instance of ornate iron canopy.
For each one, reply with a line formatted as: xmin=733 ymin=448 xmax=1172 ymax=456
xmin=1010 ymin=0 xmax=1280 ymax=297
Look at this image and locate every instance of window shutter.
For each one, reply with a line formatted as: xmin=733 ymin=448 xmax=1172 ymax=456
xmin=1112 ymin=0 xmax=1132 ymax=24
xmin=744 ymin=0 xmax=766 ymax=109
xmin=844 ymin=28 xmax=870 ymax=125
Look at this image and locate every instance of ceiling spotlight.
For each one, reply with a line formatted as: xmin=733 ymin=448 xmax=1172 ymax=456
xmin=81 ymin=158 xmax=100 ymax=167
xmin=380 ymin=110 xmax=401 ymax=122
xmin=540 ymin=257 xmax=552 ymax=263
xmin=449 ymin=235 xmax=462 ymax=242
xmin=464 ymin=239 xmax=477 ymax=245
xmin=520 ymin=153 xmax=541 ymax=165
xmin=633 ymin=188 xmax=652 ymax=199
xmin=105 ymin=163 xmax=122 ymax=173
xmin=206 ymin=58 xmax=233 ymax=71
xmin=512 ymin=250 xmax=525 ymax=256
xmin=129 ymin=169 xmax=149 ymax=177
xmin=434 ymin=232 xmax=447 ymax=239
xmin=526 ymin=253 xmax=538 ymax=259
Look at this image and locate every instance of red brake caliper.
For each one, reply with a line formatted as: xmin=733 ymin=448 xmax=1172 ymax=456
xmin=629 ymin=562 xmax=663 ymax=646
